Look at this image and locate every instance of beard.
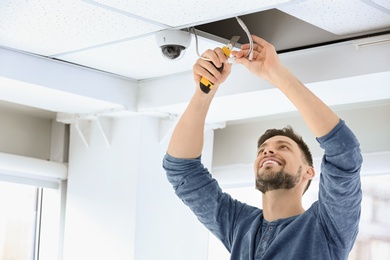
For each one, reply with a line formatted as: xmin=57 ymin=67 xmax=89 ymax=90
xmin=255 ymin=166 xmax=302 ymax=194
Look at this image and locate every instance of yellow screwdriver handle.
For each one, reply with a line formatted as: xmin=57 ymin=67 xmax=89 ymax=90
xmin=199 ymin=46 xmax=232 ymax=94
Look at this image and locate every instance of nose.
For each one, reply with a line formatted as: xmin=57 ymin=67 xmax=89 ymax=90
xmin=262 ymin=146 xmax=275 ymax=155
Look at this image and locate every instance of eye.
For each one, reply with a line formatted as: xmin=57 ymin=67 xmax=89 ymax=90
xmin=257 ymin=149 xmax=264 ymax=155
xmin=280 ymin=145 xmax=289 ymax=150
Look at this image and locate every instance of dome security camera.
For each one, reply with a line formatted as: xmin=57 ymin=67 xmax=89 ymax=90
xmin=155 ymin=29 xmax=191 ymax=60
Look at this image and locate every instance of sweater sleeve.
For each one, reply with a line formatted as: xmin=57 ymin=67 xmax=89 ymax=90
xmin=162 ymin=153 xmax=255 ymax=250
xmin=316 ymin=119 xmax=363 ymax=250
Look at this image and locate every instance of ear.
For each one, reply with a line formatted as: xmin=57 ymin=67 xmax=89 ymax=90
xmin=303 ymin=166 xmax=315 ymax=181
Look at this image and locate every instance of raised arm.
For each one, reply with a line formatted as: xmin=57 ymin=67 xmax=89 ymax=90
xmin=233 ymin=35 xmax=339 ymax=137
xmin=167 ymin=48 xmax=232 ymax=158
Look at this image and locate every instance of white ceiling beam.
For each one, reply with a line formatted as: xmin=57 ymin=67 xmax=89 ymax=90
xmin=139 ymin=71 xmax=390 ymax=125
xmin=0 ymin=47 xmax=137 ymax=114
xmin=137 ymin=39 xmax=390 ymax=121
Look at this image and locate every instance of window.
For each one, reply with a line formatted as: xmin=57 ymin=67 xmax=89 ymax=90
xmin=0 ymin=152 xmax=67 ymax=260
xmin=208 ymin=175 xmax=390 ymax=260
xmin=0 ymin=180 xmax=64 ymax=260
xmin=0 ymin=181 xmax=40 ymax=260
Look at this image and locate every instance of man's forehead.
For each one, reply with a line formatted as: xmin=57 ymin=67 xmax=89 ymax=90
xmin=259 ymin=135 xmax=297 ymax=148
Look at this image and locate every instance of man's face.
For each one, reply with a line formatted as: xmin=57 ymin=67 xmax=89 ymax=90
xmin=254 ymin=135 xmax=305 ymax=193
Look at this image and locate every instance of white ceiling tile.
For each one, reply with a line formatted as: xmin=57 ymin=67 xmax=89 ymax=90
xmin=0 ymin=0 xmax=163 ymax=55
xmin=94 ymin=0 xmax=293 ymax=27
xmin=278 ymin=0 xmax=390 ymax=35
xmin=57 ymin=33 xmax=225 ymax=80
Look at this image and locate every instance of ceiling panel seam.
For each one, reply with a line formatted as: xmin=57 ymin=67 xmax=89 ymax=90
xmin=82 ymin=0 xmax=173 ymax=29
xmin=360 ymin=0 xmax=390 ymax=15
xmin=52 ymin=31 xmax=158 ymax=57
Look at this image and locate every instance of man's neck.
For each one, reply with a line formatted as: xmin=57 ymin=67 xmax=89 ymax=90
xmin=261 ymin=189 xmax=305 ymax=222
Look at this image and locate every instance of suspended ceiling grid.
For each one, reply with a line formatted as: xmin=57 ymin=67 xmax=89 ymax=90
xmin=0 ymin=0 xmax=389 ymax=80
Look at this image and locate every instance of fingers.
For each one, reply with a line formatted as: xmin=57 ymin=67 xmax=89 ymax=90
xmin=193 ymin=60 xmax=218 ymax=84
xmin=234 ymin=35 xmax=271 ymax=53
xmin=194 ymin=48 xmax=229 ymax=84
xmin=233 ymin=54 xmax=251 ymax=68
xmin=251 ymin=34 xmax=269 ymax=47
xmin=232 ymin=35 xmax=277 ymax=63
xmin=202 ymin=48 xmax=227 ymax=68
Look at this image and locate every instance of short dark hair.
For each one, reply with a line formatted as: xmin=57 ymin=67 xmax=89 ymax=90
xmin=257 ymin=126 xmax=313 ymax=193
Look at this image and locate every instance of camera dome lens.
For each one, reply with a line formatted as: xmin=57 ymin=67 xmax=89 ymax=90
xmin=161 ymin=45 xmax=185 ymax=60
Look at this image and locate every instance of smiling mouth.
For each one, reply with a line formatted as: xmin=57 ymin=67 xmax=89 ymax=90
xmin=261 ymin=159 xmax=282 ymax=168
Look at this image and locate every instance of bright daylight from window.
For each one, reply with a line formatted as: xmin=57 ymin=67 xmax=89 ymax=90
xmin=208 ymin=175 xmax=390 ymax=260
xmin=0 ymin=181 xmax=39 ymax=260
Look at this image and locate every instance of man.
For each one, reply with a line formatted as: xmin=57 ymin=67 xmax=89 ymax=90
xmin=163 ymin=35 xmax=362 ymax=259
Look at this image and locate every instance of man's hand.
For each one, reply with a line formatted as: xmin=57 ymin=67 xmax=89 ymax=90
xmin=233 ymin=35 xmax=285 ymax=86
xmin=234 ymin=35 xmax=339 ymax=137
xmin=193 ymin=47 xmax=232 ymax=93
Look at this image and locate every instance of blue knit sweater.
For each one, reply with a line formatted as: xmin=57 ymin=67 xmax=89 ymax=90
xmin=163 ymin=120 xmax=362 ymax=259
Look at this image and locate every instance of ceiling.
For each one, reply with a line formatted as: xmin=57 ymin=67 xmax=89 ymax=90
xmin=0 ymin=0 xmax=389 ymax=81
xmin=0 ymin=0 xmax=389 ymax=119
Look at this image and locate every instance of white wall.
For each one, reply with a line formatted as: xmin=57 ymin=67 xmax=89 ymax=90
xmin=0 ymin=108 xmax=52 ymax=159
xmin=63 ymin=115 xmax=214 ymax=260
xmin=63 ymin=116 xmax=142 ymax=260
xmin=134 ymin=118 xmax=213 ymax=260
